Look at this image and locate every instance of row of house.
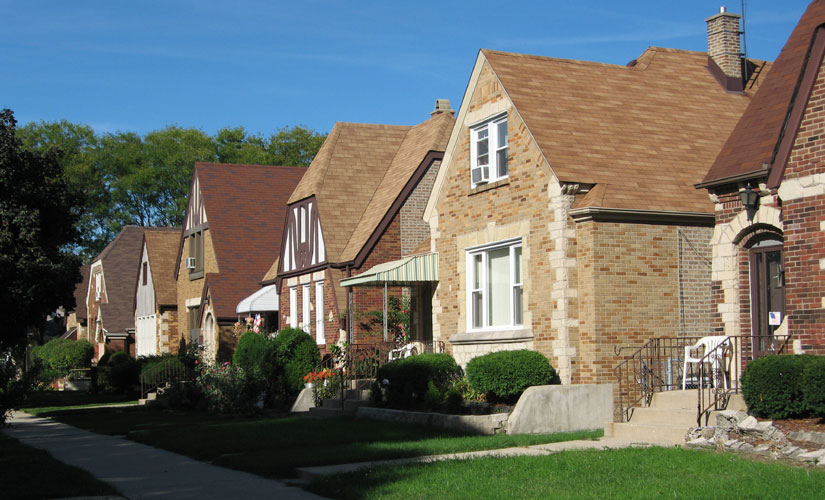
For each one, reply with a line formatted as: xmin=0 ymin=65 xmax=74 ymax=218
xmin=67 ymin=3 xmax=825 ymax=391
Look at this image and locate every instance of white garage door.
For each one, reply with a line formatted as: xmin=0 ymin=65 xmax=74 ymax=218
xmin=136 ymin=315 xmax=157 ymax=357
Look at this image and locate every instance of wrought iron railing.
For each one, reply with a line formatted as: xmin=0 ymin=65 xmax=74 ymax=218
xmin=614 ymin=336 xmax=701 ymax=422
xmin=696 ymin=334 xmax=791 ymax=426
xmin=139 ymin=358 xmax=190 ymax=399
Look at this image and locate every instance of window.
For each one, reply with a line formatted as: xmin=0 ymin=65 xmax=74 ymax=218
xmin=470 ymin=115 xmax=508 ymax=186
xmin=289 ymin=287 xmax=298 ymax=328
xmin=188 ymin=230 xmax=204 ymax=276
xmin=94 ymin=273 xmax=102 ymax=301
xmin=315 ymin=281 xmax=325 ymax=344
xmin=142 ymin=262 xmax=148 ymax=286
xmin=188 ymin=306 xmax=201 ymax=345
xmin=467 ymin=240 xmax=523 ymax=330
xmin=302 ymin=284 xmax=311 ymax=335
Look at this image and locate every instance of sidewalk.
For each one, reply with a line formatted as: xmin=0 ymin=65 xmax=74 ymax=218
xmin=3 ymin=411 xmax=329 ymax=500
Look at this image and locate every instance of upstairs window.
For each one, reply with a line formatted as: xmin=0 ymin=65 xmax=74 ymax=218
xmin=467 ymin=239 xmax=523 ymax=330
xmin=188 ymin=230 xmax=204 ymax=278
xmin=470 ymin=115 xmax=508 ymax=186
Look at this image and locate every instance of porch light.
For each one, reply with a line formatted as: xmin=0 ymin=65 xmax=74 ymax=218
xmin=740 ymin=186 xmax=759 ymax=220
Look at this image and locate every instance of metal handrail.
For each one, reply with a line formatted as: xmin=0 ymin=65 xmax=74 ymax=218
xmin=139 ymin=358 xmax=189 ymax=398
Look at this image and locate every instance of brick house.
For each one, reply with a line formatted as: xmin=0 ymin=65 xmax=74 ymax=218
xmin=175 ymin=163 xmax=304 ymax=361
xmin=64 ymin=265 xmax=90 ymax=342
xmin=697 ymin=0 xmax=825 ymax=356
xmin=274 ymin=102 xmax=454 ymax=352
xmin=424 ymin=11 xmax=769 ymax=385
xmin=86 ymin=226 xmax=146 ymax=360
xmin=135 ymin=227 xmax=181 ymax=356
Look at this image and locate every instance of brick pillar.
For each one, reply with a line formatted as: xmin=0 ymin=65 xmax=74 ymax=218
xmin=706 ymin=8 xmax=742 ymax=79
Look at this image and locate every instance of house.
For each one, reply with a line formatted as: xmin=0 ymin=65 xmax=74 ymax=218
xmin=86 ymin=226 xmax=146 ymax=359
xmin=697 ymin=0 xmax=825 ymax=356
xmin=274 ymin=101 xmax=454 ymax=352
xmin=423 ymin=9 xmax=769 ymax=385
xmin=135 ymin=227 xmax=181 ymax=357
xmin=175 ymin=163 xmax=304 ymax=361
xmin=63 ymin=264 xmax=90 ymax=341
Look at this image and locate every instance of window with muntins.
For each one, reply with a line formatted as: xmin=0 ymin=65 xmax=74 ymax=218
xmin=188 ymin=230 xmax=204 ymax=275
xmin=470 ymin=115 xmax=508 ymax=186
xmin=467 ymin=239 xmax=523 ymax=330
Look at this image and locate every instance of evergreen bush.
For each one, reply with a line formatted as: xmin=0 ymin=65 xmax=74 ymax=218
xmin=233 ymin=331 xmax=277 ymax=382
xmin=274 ymin=328 xmax=320 ymax=395
xmin=376 ymin=353 xmax=462 ymax=409
xmin=801 ymin=356 xmax=825 ymax=418
xmin=33 ymin=338 xmax=93 ymax=379
xmin=97 ymin=351 xmax=139 ymax=394
xmin=466 ymin=350 xmax=555 ymax=403
xmin=741 ymin=354 xmax=817 ymax=419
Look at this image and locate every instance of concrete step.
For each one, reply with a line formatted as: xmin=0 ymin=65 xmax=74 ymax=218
xmin=138 ymin=392 xmax=158 ymax=406
xmin=650 ymin=390 xmax=697 ymax=409
xmin=345 ymin=389 xmax=372 ymax=400
xmin=607 ymin=422 xmax=688 ymax=445
xmin=308 ymin=406 xmax=344 ymax=418
xmin=629 ymin=407 xmax=697 ymax=427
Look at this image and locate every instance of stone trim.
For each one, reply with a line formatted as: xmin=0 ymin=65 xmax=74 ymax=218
xmin=776 ymin=173 xmax=825 ymax=201
xmin=449 ymin=329 xmax=534 ymax=345
xmin=548 ymin=183 xmax=577 ymax=384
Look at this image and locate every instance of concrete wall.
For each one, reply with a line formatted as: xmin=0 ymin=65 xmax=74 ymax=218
xmin=506 ymin=384 xmax=613 ymax=435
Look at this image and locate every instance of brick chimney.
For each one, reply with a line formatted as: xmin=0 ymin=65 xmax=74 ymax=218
xmin=706 ymin=7 xmax=742 ymax=80
xmin=431 ymin=98 xmax=454 ymax=116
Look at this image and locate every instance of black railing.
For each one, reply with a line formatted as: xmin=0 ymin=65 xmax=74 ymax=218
xmin=696 ymin=334 xmax=792 ymax=426
xmin=139 ymin=358 xmax=189 ymax=399
xmin=614 ymin=337 xmax=701 ymax=422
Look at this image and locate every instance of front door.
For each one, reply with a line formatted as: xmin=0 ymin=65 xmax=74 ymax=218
xmin=750 ymin=242 xmax=785 ymax=354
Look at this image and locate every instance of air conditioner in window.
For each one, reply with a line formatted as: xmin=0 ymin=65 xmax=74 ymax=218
xmin=95 ymin=290 xmax=102 ymax=301
xmin=471 ymin=164 xmax=489 ymax=185
xmin=185 ymin=257 xmax=197 ymax=270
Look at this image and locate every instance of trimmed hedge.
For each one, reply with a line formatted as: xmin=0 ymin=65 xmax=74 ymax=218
xmin=97 ymin=351 xmax=139 ymax=394
xmin=274 ymin=328 xmax=320 ymax=395
xmin=33 ymin=339 xmax=94 ymax=378
xmin=466 ymin=350 xmax=555 ymax=403
xmin=233 ymin=331 xmax=277 ymax=381
xmin=802 ymin=356 xmax=825 ymax=418
xmin=376 ymin=353 xmax=462 ymax=409
xmin=741 ymin=354 xmax=817 ymax=419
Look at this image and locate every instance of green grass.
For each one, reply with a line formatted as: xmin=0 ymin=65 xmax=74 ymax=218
xmin=307 ymin=446 xmax=825 ymax=500
xmin=0 ymin=434 xmax=119 ymax=500
xmin=38 ymin=405 xmax=600 ymax=478
xmin=21 ymin=390 xmax=137 ymax=415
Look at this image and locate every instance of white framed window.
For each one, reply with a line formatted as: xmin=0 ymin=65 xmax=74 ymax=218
xmin=289 ymin=287 xmax=297 ymax=328
xmin=466 ymin=239 xmax=523 ymax=330
xmin=470 ymin=115 xmax=508 ymax=186
xmin=315 ymin=281 xmax=324 ymax=345
xmin=302 ymin=284 xmax=311 ymax=335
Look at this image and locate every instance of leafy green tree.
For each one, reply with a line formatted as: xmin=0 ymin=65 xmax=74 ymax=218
xmin=266 ymin=126 xmax=326 ymax=167
xmin=0 ymin=109 xmax=83 ymax=349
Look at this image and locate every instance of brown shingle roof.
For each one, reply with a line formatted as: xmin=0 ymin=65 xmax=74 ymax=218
xmin=143 ymin=227 xmax=181 ymax=307
xmin=701 ymin=0 xmax=825 ymax=186
xmin=95 ymin=226 xmax=145 ymax=334
xmin=72 ymin=264 xmax=90 ymax=320
xmin=195 ymin=163 xmax=304 ymax=318
xmin=483 ymin=47 xmax=767 ymax=213
xmin=287 ymin=123 xmax=411 ymax=261
xmin=339 ymin=112 xmax=453 ymax=262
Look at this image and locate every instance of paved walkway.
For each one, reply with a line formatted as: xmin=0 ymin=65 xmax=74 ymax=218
xmin=3 ymin=412 xmax=329 ymax=500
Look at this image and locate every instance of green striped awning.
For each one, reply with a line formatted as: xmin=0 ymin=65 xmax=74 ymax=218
xmin=340 ymin=253 xmax=438 ymax=287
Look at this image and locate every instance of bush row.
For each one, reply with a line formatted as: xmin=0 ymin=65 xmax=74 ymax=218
xmin=742 ymin=354 xmax=825 ymax=419
xmin=33 ymin=338 xmax=94 ymax=383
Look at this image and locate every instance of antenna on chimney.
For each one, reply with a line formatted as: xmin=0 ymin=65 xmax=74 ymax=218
xmin=741 ymin=0 xmax=749 ymax=69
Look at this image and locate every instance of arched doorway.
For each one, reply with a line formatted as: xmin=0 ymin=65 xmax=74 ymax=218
xmin=748 ymin=236 xmax=784 ymax=354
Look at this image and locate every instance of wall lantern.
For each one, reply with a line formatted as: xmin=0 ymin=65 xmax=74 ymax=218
xmin=740 ymin=185 xmax=759 ymax=220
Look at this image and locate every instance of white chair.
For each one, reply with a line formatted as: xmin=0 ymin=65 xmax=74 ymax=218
xmin=389 ymin=343 xmax=418 ymax=362
xmin=682 ymin=336 xmax=730 ymax=390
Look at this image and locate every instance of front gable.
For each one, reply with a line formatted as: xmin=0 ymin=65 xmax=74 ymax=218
xmin=136 ymin=241 xmax=155 ymax=318
xmin=281 ymin=196 xmax=327 ymax=275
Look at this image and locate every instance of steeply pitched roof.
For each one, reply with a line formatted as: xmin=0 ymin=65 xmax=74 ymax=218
xmin=143 ymin=227 xmax=181 ymax=307
xmin=482 ymin=47 xmax=767 ymax=213
xmin=701 ymin=0 xmax=825 ymax=187
xmin=95 ymin=226 xmax=145 ymax=334
xmin=287 ymin=112 xmax=453 ymax=265
xmin=194 ymin=163 xmax=305 ymax=318
xmin=72 ymin=264 xmax=90 ymax=320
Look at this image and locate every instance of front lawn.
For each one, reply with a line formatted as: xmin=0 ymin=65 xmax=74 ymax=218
xmin=22 ymin=390 xmax=137 ymax=414
xmin=307 ymin=446 xmax=825 ymax=500
xmin=0 ymin=434 xmax=120 ymax=500
xmin=37 ymin=405 xmax=601 ymax=478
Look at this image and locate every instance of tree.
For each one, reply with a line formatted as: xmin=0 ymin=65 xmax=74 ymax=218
xmin=266 ymin=126 xmax=326 ymax=167
xmin=0 ymin=109 xmax=83 ymax=350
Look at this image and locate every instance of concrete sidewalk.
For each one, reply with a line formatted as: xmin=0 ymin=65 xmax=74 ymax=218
xmin=296 ymin=437 xmax=648 ymax=479
xmin=3 ymin=412 xmax=329 ymax=500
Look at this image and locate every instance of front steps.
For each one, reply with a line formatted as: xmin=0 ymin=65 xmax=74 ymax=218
xmin=605 ymin=390 xmax=745 ymax=445
xmin=308 ymin=383 xmax=373 ymax=417
xmin=138 ymin=392 xmax=157 ymax=406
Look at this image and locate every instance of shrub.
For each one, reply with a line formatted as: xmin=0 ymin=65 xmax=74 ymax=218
xmin=741 ymin=354 xmax=817 ymax=419
xmin=466 ymin=350 xmax=555 ymax=404
xmin=196 ymin=361 xmax=260 ymax=413
xmin=274 ymin=328 xmax=320 ymax=396
xmin=233 ymin=331 xmax=277 ymax=382
xmin=33 ymin=339 xmax=93 ymax=378
xmin=97 ymin=351 xmax=139 ymax=394
xmin=802 ymin=356 xmax=825 ymax=418
xmin=157 ymin=380 xmax=205 ymax=410
xmin=376 ymin=353 xmax=462 ymax=409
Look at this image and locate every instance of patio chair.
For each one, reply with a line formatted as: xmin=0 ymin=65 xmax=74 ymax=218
xmin=682 ymin=335 xmax=730 ymax=390
xmin=389 ymin=343 xmax=419 ymax=362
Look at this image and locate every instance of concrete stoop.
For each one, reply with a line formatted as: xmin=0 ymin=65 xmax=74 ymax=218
xmin=138 ymin=392 xmax=157 ymax=406
xmin=606 ymin=390 xmax=699 ymax=445
xmin=308 ymin=386 xmax=373 ymax=417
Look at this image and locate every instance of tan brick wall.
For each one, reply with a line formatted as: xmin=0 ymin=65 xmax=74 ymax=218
xmin=432 ymin=61 xmax=561 ymax=371
xmin=176 ymin=228 xmax=218 ymax=349
xmin=401 ymin=160 xmax=440 ymax=256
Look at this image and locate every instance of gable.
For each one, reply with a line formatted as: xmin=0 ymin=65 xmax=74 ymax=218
xmin=184 ymin=174 xmax=208 ymax=231
xmin=281 ymin=196 xmax=327 ymax=274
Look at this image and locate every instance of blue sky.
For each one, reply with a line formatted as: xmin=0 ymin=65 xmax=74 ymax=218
xmin=1 ymin=1 xmax=811 ymax=136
